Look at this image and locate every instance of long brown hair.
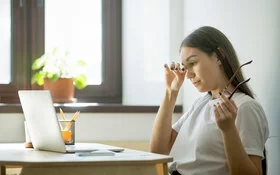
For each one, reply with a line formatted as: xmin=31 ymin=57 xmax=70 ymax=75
xmin=180 ymin=26 xmax=254 ymax=98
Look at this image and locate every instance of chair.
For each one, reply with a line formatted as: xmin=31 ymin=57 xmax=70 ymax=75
xmin=262 ymin=149 xmax=266 ymax=175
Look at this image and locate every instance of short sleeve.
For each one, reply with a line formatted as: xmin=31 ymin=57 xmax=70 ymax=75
xmin=235 ymin=100 xmax=269 ymax=159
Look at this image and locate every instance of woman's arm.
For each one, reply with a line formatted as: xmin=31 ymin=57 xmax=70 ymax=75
xmin=222 ymin=126 xmax=262 ymax=175
xmin=150 ymin=63 xmax=185 ymax=154
xmin=215 ymin=94 xmax=262 ymax=175
xmin=150 ymin=90 xmax=179 ymax=154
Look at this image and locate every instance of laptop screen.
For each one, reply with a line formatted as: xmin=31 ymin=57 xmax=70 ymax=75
xmin=18 ymin=90 xmax=67 ymax=152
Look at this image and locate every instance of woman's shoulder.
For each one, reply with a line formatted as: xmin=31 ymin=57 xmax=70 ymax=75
xmin=233 ymin=92 xmax=266 ymax=115
xmin=234 ymin=92 xmax=269 ymax=140
xmin=233 ymin=92 xmax=260 ymax=106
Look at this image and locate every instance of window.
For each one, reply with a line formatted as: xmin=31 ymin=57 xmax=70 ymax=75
xmin=0 ymin=0 xmax=11 ymax=84
xmin=45 ymin=0 xmax=102 ymax=85
xmin=0 ymin=0 xmax=122 ymax=104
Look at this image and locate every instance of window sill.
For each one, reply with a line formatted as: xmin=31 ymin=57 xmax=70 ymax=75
xmin=0 ymin=103 xmax=183 ymax=113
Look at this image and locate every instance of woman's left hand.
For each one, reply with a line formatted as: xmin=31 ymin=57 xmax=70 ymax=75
xmin=214 ymin=93 xmax=238 ymax=132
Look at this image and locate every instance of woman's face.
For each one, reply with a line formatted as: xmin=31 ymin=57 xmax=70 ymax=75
xmin=180 ymin=47 xmax=227 ymax=93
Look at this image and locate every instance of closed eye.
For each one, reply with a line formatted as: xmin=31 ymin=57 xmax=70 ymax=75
xmin=186 ymin=61 xmax=197 ymax=68
xmin=182 ymin=58 xmax=197 ymax=69
xmin=189 ymin=61 xmax=196 ymax=66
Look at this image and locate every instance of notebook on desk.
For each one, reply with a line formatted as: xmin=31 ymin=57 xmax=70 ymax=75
xmin=18 ymin=90 xmax=124 ymax=153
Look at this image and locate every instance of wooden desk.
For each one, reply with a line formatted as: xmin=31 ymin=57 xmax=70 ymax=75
xmin=0 ymin=143 xmax=172 ymax=175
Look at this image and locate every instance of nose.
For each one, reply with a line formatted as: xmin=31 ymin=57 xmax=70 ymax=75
xmin=185 ymin=68 xmax=195 ymax=79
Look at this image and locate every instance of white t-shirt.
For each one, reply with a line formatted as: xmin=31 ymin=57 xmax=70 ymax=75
xmin=169 ymin=92 xmax=269 ymax=175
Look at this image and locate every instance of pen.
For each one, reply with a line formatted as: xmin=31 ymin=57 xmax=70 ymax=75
xmin=60 ymin=108 xmax=66 ymax=120
xmin=64 ymin=111 xmax=80 ymax=131
xmin=70 ymin=111 xmax=80 ymax=121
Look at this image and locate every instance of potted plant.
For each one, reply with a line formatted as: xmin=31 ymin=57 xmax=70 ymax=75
xmin=31 ymin=48 xmax=87 ymax=102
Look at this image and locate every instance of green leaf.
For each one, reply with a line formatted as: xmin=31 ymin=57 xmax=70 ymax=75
xmin=37 ymin=76 xmax=44 ymax=86
xmin=76 ymin=60 xmax=87 ymax=66
xmin=31 ymin=72 xmax=44 ymax=86
xmin=47 ymin=73 xmax=60 ymax=81
xmin=32 ymin=58 xmax=43 ymax=70
xmin=51 ymin=48 xmax=57 ymax=56
xmin=31 ymin=73 xmax=39 ymax=84
xmin=32 ymin=53 xmax=50 ymax=70
xmin=74 ymin=74 xmax=87 ymax=89
xmin=65 ymin=50 xmax=70 ymax=56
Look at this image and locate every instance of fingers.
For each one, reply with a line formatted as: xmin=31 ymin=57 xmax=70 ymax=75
xmin=164 ymin=62 xmax=185 ymax=72
xmin=219 ymin=92 xmax=237 ymax=112
xmin=214 ymin=92 xmax=237 ymax=120
xmin=168 ymin=61 xmax=177 ymax=70
xmin=175 ymin=63 xmax=181 ymax=71
xmin=214 ymin=102 xmax=230 ymax=120
xmin=170 ymin=62 xmax=176 ymax=70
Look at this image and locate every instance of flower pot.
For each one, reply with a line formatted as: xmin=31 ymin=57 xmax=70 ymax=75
xmin=44 ymin=78 xmax=74 ymax=103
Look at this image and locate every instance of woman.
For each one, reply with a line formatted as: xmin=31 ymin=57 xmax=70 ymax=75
xmin=150 ymin=26 xmax=269 ymax=175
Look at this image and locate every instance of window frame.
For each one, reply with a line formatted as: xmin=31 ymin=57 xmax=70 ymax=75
xmin=0 ymin=0 xmax=122 ymax=104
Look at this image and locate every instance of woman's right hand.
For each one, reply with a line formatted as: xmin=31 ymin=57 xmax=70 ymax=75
xmin=164 ymin=62 xmax=186 ymax=92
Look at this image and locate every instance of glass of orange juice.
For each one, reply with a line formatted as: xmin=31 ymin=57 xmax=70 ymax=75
xmin=59 ymin=120 xmax=75 ymax=145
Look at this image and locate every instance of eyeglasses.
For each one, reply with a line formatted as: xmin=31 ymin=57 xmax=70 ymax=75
xmin=224 ymin=60 xmax=252 ymax=99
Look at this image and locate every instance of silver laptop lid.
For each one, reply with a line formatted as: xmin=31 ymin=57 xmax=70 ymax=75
xmin=18 ymin=90 xmax=66 ymax=153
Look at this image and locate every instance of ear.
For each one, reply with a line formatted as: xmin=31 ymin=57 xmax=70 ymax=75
xmin=211 ymin=52 xmax=221 ymax=63
xmin=211 ymin=52 xmax=221 ymax=65
xmin=211 ymin=51 xmax=219 ymax=59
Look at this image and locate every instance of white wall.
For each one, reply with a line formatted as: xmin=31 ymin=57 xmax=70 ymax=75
xmin=0 ymin=113 xmax=181 ymax=143
xmin=182 ymin=0 xmax=280 ymax=174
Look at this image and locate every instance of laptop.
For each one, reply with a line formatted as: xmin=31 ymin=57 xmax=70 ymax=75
xmin=18 ymin=90 xmax=124 ymax=153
